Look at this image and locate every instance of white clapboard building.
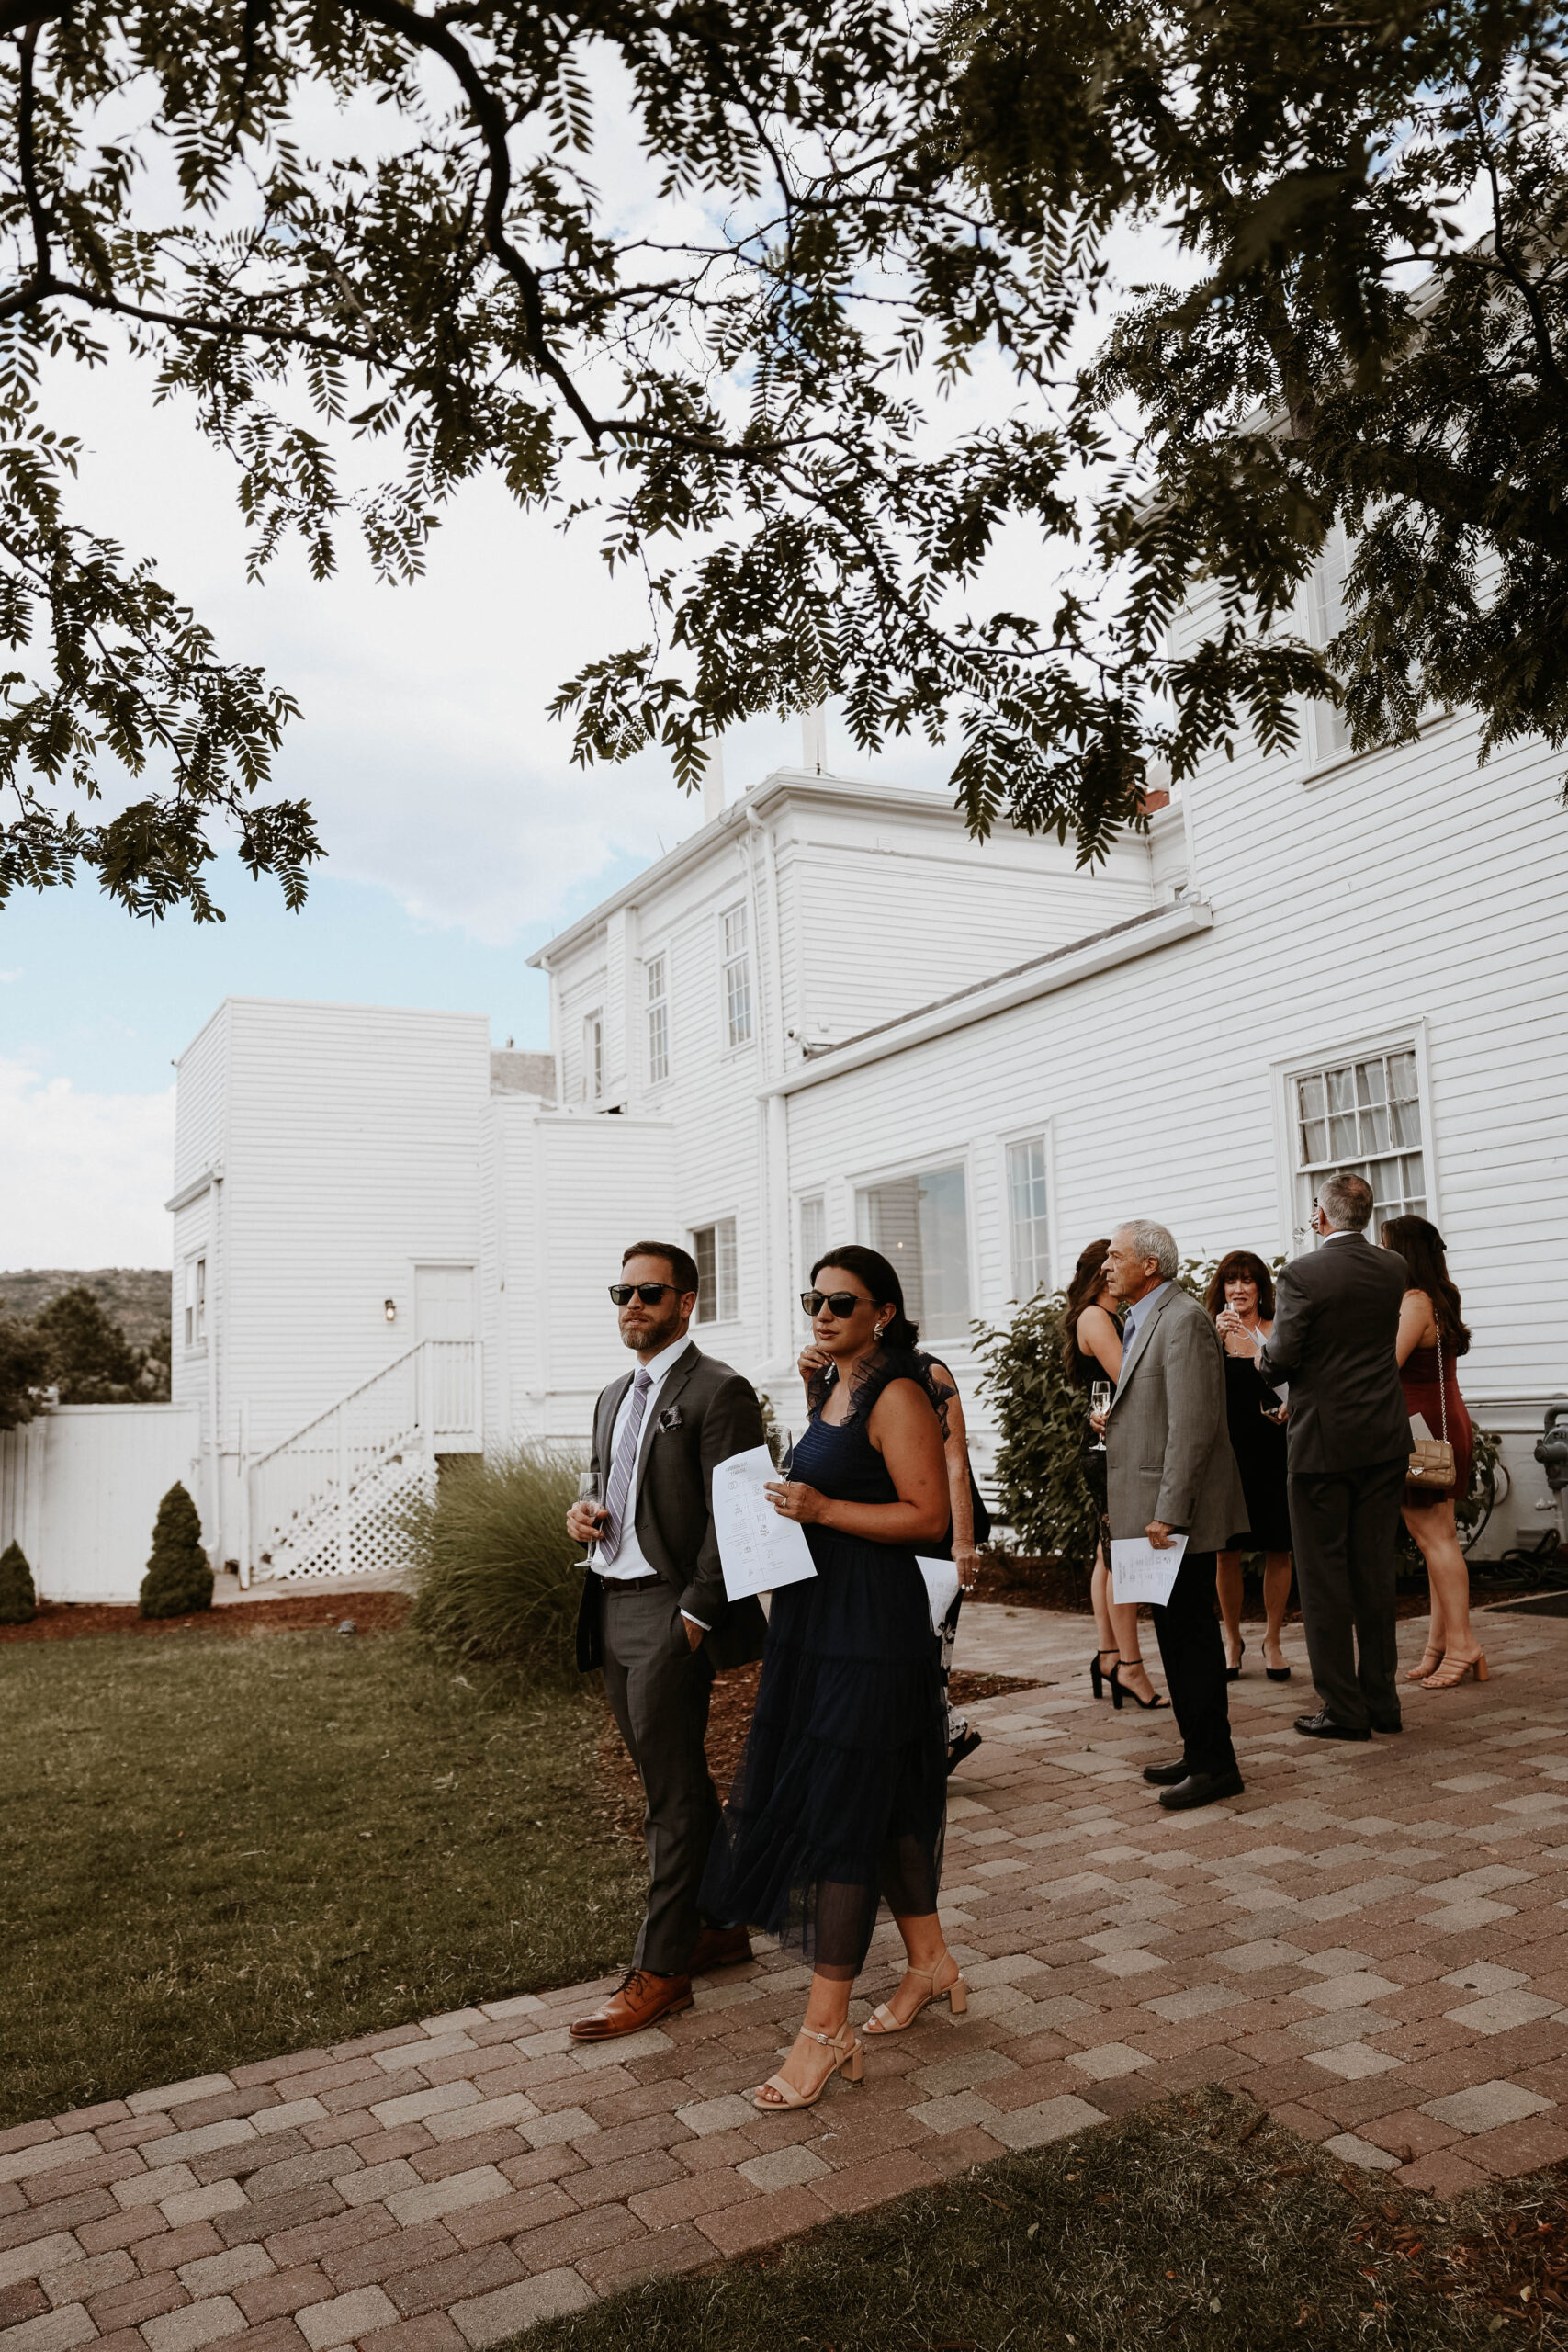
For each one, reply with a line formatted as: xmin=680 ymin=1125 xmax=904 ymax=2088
xmin=158 ymin=597 xmax=1568 ymax=1588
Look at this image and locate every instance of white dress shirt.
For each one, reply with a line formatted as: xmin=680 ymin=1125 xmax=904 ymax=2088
xmin=595 ymin=1331 xmax=691 ymax=1583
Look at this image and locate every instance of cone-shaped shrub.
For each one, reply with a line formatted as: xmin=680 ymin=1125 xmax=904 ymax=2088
xmin=0 ymin=1540 xmax=36 ymax=1624
xmin=139 ymin=1483 xmax=213 ymax=1618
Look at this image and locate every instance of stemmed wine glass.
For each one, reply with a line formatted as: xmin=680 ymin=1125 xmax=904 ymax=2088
xmin=1089 ymin=1381 xmax=1112 ymax=1453
xmin=576 ymin=1469 xmax=604 ymax=1553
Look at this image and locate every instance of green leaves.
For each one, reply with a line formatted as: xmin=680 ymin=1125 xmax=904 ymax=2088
xmin=3 ymin=0 xmax=1566 ymax=919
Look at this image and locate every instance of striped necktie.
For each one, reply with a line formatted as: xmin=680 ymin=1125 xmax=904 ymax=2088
xmin=597 ymin=1367 xmax=654 ymax=1566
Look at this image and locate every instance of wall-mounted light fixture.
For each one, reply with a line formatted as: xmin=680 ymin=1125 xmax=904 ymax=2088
xmin=384 ymin=1298 xmax=397 ymax=1323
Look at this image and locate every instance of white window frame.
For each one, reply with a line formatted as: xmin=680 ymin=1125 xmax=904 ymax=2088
xmin=581 ymin=1008 xmax=604 ymax=1102
xmin=690 ymin=1216 xmax=739 ymax=1324
xmin=720 ymin=902 xmax=754 ymax=1050
xmin=1270 ymin=1019 xmax=1438 ymax=1255
xmin=796 ymin=1193 xmax=827 ymax=1291
xmin=645 ymin=955 xmax=669 ymax=1087
xmin=183 ymin=1255 xmax=207 ymax=1351
xmin=1003 ymin=1131 xmax=1052 ymax=1303
xmin=852 ymin=1148 xmax=976 ymax=1349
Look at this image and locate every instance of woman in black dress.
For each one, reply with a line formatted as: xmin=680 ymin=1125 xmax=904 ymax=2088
xmin=1204 ymin=1250 xmax=1292 ymax=1680
xmin=701 ymin=1245 xmax=959 ymax=2112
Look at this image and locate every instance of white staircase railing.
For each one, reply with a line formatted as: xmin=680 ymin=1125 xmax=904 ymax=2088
xmin=244 ymin=1340 xmax=479 ymax=1583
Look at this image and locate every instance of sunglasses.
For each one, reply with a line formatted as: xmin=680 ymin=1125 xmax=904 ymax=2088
xmin=801 ymin=1289 xmax=874 ymax=1318
xmin=608 ymin=1282 xmax=682 ymax=1306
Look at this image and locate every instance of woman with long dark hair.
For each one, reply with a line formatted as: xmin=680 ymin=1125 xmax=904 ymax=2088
xmin=1064 ymin=1240 xmax=1165 ymax=1710
xmin=1203 ymin=1250 xmax=1293 ymax=1681
xmin=701 ymin=1244 xmax=962 ymax=2111
xmin=1382 ymin=1216 xmax=1484 ymax=1690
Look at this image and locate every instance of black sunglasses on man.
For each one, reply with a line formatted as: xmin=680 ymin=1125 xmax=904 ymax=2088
xmin=608 ymin=1281 xmax=684 ymax=1306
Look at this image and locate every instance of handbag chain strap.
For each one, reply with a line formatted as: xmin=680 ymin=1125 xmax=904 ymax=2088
xmin=1434 ymin=1319 xmax=1449 ymax=1446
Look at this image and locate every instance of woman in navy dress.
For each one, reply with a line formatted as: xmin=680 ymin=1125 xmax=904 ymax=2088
xmin=701 ymin=1245 xmax=962 ymax=2111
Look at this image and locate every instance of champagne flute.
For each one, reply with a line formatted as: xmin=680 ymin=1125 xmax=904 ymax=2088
xmin=1089 ymin=1381 xmax=1112 ymax=1453
xmin=576 ymin=1469 xmax=604 ymax=1553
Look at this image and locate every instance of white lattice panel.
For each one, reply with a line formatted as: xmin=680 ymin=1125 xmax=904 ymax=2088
xmin=263 ymin=1452 xmax=436 ymax=1582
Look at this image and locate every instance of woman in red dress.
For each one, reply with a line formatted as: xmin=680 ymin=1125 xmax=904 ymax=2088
xmin=1381 ymin=1216 xmax=1483 ymax=1690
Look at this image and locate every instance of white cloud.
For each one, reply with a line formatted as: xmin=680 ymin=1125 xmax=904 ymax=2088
xmin=0 ymin=1061 xmax=174 ymax=1268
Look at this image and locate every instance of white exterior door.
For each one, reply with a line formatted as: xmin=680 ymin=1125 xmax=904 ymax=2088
xmin=414 ymin=1263 xmax=476 ymax=1342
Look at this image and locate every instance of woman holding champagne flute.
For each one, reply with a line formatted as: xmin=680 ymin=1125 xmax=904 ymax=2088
xmin=1063 ymin=1240 xmax=1165 ymax=1710
xmin=1204 ymin=1251 xmax=1293 ymax=1680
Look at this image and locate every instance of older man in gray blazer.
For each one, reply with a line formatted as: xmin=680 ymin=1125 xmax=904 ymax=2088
xmin=1100 ymin=1219 xmax=1248 ymax=1811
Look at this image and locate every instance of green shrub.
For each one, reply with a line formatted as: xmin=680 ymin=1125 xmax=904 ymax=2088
xmin=139 ymin=1484 xmax=214 ymax=1618
xmin=406 ymin=1444 xmax=586 ymax=1681
xmin=975 ymin=1288 xmax=1100 ymax=1573
xmin=0 ymin=1541 xmax=37 ymax=1625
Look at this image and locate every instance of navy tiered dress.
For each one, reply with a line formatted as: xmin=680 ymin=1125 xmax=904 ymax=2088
xmin=700 ymin=1349 xmax=947 ymax=1978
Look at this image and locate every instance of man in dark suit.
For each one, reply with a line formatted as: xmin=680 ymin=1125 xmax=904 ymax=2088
xmin=564 ymin=1241 xmax=767 ymax=2039
xmin=1258 ymin=1170 xmax=1411 ymax=1741
xmin=1100 ymin=1219 xmax=1248 ymax=1812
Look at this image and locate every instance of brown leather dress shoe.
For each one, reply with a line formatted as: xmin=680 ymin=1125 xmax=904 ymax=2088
xmin=569 ymin=1969 xmax=694 ymax=2041
xmin=688 ymin=1925 xmax=752 ymax=1974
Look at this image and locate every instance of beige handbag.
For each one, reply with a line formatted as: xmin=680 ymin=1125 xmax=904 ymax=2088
xmin=1406 ymin=1328 xmax=1457 ymax=1495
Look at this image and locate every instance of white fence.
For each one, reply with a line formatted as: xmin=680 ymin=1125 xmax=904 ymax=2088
xmin=0 ymin=1405 xmax=207 ymax=1605
xmin=243 ymin=1339 xmax=479 ymax=1584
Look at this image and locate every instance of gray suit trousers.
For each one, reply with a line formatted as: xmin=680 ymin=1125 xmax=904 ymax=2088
xmin=1288 ymin=1456 xmax=1407 ymax=1730
xmin=599 ymin=1582 xmax=721 ymax=1975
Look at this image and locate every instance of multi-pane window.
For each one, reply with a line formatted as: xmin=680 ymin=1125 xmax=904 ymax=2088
xmin=1308 ymin=527 xmax=1354 ymax=763
xmin=646 ymin=956 xmax=669 ymax=1086
xmin=183 ymin=1256 xmax=207 ymax=1350
xmin=692 ymin=1217 xmax=739 ymax=1323
xmin=721 ymin=903 xmax=753 ymax=1047
xmin=797 ymin=1194 xmax=826 ymax=1287
xmin=856 ymin=1166 xmax=971 ymax=1341
xmin=581 ymin=1010 xmax=604 ymax=1102
xmin=1006 ymin=1136 xmax=1051 ymax=1299
xmin=1292 ymin=1047 xmax=1426 ymax=1236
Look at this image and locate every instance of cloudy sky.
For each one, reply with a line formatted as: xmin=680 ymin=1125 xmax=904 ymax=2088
xmin=0 ymin=336 xmax=958 ymax=1269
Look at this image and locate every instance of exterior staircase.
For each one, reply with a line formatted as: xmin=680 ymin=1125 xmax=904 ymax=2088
xmin=243 ymin=1340 xmax=479 ymax=1583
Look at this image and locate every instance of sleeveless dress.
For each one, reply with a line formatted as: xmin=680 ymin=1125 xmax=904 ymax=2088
xmin=1401 ymin=1341 xmax=1473 ymax=1504
xmin=1071 ymin=1329 xmax=1113 ymax=1518
xmin=1223 ymin=1349 xmax=1292 ymax=1551
xmin=699 ymin=1350 xmax=947 ymax=1979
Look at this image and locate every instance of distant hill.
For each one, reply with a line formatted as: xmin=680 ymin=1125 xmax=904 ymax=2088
xmin=0 ymin=1269 xmax=171 ymax=1353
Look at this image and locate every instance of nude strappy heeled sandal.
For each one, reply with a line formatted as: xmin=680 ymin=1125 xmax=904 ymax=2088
xmin=750 ymin=2023 xmax=863 ymax=2110
xmin=1420 ymin=1650 xmax=1489 ymax=1689
xmin=863 ymin=1952 xmax=968 ymax=2035
xmin=1405 ymin=1646 xmax=1443 ymax=1682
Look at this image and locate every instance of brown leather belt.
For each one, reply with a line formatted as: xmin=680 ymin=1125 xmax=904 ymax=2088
xmin=595 ymin=1571 xmax=664 ymax=1595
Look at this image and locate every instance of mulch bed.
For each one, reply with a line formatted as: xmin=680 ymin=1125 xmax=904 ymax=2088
xmin=972 ymin=1550 xmax=1542 ymax=1623
xmin=595 ymin=1661 xmax=1044 ymax=1839
xmin=0 ymin=1591 xmax=412 ymax=1644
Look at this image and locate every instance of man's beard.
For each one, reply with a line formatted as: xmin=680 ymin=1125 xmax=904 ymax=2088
xmin=622 ymin=1305 xmax=682 ymax=1353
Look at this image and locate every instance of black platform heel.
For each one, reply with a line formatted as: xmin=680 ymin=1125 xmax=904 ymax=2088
xmin=1110 ymin=1660 xmax=1168 ymax=1712
xmin=1090 ymin=1648 xmax=1119 ymax=1701
xmin=1225 ymin=1638 xmax=1246 ymax=1683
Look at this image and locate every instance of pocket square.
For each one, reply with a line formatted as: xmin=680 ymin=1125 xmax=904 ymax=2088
xmin=657 ymin=1405 xmax=683 ymax=1431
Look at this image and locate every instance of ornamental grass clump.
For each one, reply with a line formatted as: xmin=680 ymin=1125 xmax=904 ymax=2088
xmin=406 ymin=1444 xmax=585 ymax=1684
xmin=0 ymin=1541 xmax=36 ymax=1625
xmin=139 ymin=1483 xmax=214 ymax=1618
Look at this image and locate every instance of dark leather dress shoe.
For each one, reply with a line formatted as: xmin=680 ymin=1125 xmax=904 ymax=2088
xmin=1371 ymin=1717 xmax=1403 ymax=1735
xmin=1143 ymin=1758 xmax=1191 ymax=1787
xmin=1293 ymin=1709 xmax=1370 ymax=1741
xmin=688 ymin=1925 xmax=752 ymax=1974
xmin=570 ymin=1969 xmax=694 ymax=2041
xmin=1158 ymin=1767 xmax=1245 ymax=1811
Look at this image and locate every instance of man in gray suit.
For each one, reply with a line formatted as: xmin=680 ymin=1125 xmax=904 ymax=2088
xmin=1258 ymin=1170 xmax=1410 ymax=1741
xmin=1100 ymin=1219 xmax=1248 ymax=1811
xmin=564 ymin=1241 xmax=767 ymax=2040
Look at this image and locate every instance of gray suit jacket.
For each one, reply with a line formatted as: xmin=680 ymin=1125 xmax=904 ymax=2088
xmin=1257 ymin=1235 xmax=1410 ymax=1473
xmin=1105 ymin=1283 xmax=1247 ymax=1552
xmin=574 ymin=1340 xmax=768 ymax=1674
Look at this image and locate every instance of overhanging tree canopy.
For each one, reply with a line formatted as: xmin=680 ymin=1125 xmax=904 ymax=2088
xmin=0 ymin=0 xmax=1562 ymax=919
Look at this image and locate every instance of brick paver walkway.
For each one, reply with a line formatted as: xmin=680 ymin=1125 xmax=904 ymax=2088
xmin=6 ymin=1599 xmax=1568 ymax=2352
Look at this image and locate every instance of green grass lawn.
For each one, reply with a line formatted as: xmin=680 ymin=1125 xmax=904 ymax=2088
xmin=521 ymin=2088 xmax=1555 ymax=2352
xmin=0 ymin=1628 xmax=641 ymax=2129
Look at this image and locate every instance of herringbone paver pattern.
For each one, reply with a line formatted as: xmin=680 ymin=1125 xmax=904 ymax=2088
xmin=6 ymin=1600 xmax=1568 ymax=2349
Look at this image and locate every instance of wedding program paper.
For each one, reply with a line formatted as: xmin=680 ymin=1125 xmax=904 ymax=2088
xmin=711 ymin=1445 xmax=818 ymax=1602
xmin=916 ymin=1557 xmax=962 ymax=1635
xmin=1109 ymin=1532 xmax=1189 ymax=1608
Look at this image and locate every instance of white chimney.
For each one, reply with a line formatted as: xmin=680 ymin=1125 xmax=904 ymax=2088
xmin=701 ymin=739 xmax=726 ymax=822
xmin=801 ymin=706 xmax=827 ymax=775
